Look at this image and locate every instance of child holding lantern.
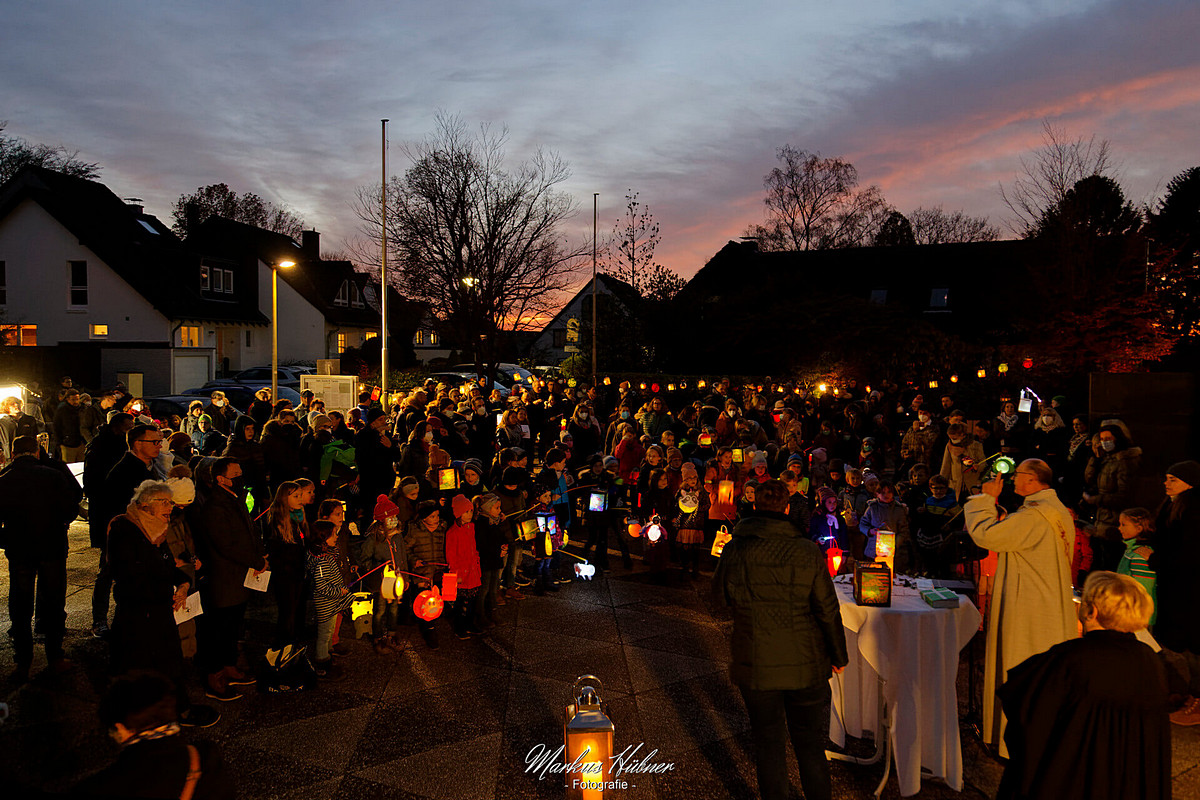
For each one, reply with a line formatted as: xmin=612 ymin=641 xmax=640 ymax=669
xmin=473 ymin=494 xmax=506 ymax=622
xmin=445 ymin=494 xmax=483 ymax=638
xmin=308 ymin=520 xmax=351 ymax=681
xmin=673 ymin=462 xmax=710 ymax=577
xmin=354 ymin=495 xmax=410 ymax=655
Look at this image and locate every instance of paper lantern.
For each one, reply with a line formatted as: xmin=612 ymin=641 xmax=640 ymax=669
xmin=853 ymin=561 xmax=892 ymax=606
xmin=977 ymin=369 xmax=986 ymax=378
xmin=711 ymin=525 xmax=732 ymax=557
xmin=564 ymin=675 xmax=614 ymax=799
xmin=441 ymin=572 xmax=458 ymax=602
xmin=351 ymin=592 xmax=374 ymax=638
xmin=568 ymin=378 xmax=578 ymax=388
xmin=574 ymin=562 xmax=596 ymax=580
xmin=639 ymin=382 xmax=647 ymax=390
xmin=817 ymin=383 xmax=827 ymax=393
xmin=997 ymin=362 xmax=1009 ymax=374
xmin=414 ymin=586 xmax=444 ymax=621
xmin=667 ymin=383 xmax=676 ymax=392
xmin=698 ymin=432 xmax=713 ymax=447
xmin=992 ymin=456 xmax=1016 ymax=476
xmin=588 ymin=491 xmax=609 ymax=512
xmin=718 ymin=480 xmax=735 ymax=506
xmin=950 ymin=374 xmax=959 ymax=383
xmin=380 ymin=564 xmax=405 ymax=601
xmin=651 ymin=383 xmax=660 ymax=393
xmin=928 ymin=380 xmax=938 ymax=389
xmin=825 ymin=545 xmax=844 ymax=578
xmin=697 ymin=380 xmax=707 ymax=389
xmin=603 ymin=377 xmax=611 ymax=386
xmin=756 ymin=384 xmax=764 ymax=392
xmin=645 ymin=516 xmax=664 ymax=543
xmin=626 ymin=516 xmax=642 ymax=537
xmin=437 ymin=468 xmax=459 ymax=490
xmin=677 ymin=491 xmax=699 ymax=514
xmin=679 ymin=381 xmax=688 ymax=390
xmin=874 ymin=529 xmax=896 ymax=573
xmin=1022 ymin=357 xmax=1033 ymax=369
xmin=832 ymin=387 xmax=839 ymax=396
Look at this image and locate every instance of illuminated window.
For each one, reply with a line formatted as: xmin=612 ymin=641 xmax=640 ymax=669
xmin=430 ymin=331 xmax=439 ymax=346
xmin=414 ymin=330 xmax=424 ymax=345
xmin=337 ymin=333 xmax=347 ymax=353
xmin=179 ymin=326 xmax=201 ymax=347
xmin=90 ymin=324 xmax=108 ymax=338
xmin=68 ymin=260 xmax=88 ymax=307
xmin=200 ymin=265 xmax=210 ymax=291
xmin=2 ymin=325 xmax=37 ymax=346
xmin=364 ymin=331 xmax=377 ymax=341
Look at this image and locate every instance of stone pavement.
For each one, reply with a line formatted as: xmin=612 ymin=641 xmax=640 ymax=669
xmin=2 ymin=520 xmax=1199 ymax=799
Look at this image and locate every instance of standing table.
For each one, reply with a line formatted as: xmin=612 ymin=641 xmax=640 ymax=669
xmin=827 ymin=580 xmax=980 ymax=796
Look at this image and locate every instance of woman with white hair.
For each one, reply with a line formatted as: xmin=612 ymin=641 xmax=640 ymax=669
xmin=996 ymin=571 xmax=1169 ymax=800
xmin=108 ymin=479 xmax=218 ymax=727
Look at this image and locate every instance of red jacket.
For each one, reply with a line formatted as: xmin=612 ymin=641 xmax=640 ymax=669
xmin=614 ymin=437 xmax=645 ymax=479
xmin=446 ymin=521 xmax=482 ymax=590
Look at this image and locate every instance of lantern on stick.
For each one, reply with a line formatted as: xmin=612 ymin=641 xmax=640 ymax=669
xmin=645 ymin=515 xmax=664 ymax=543
xmin=351 ymin=592 xmax=374 ymax=638
xmin=564 ymin=675 xmax=614 ymax=799
xmin=718 ymin=480 xmax=735 ymax=506
xmin=441 ymin=572 xmax=458 ymax=602
xmin=625 ymin=515 xmax=642 ymax=538
xmin=380 ymin=564 xmax=405 ymax=601
xmin=824 ymin=541 xmax=844 ymax=577
xmin=414 ymin=586 xmax=444 ymax=621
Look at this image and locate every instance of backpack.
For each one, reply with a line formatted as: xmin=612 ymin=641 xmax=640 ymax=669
xmin=259 ymin=644 xmax=318 ymax=693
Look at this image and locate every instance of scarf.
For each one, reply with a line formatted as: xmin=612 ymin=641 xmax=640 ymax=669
xmin=997 ymin=412 xmax=1018 ymax=431
xmin=1068 ymin=432 xmax=1089 ymax=458
xmin=126 ymin=501 xmax=169 ymax=545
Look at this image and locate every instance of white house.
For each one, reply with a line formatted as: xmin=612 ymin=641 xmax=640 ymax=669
xmin=0 ymin=166 xmax=269 ymax=394
xmin=530 ymin=273 xmax=641 ymax=365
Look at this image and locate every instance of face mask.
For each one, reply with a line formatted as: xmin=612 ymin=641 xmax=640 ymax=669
xmin=213 ymin=399 xmax=225 ymax=407
xmin=385 ymin=516 xmax=398 ymax=529
xmin=1041 ymin=415 xmax=1054 ymax=425
xmin=620 ymin=411 xmax=630 ymax=419
xmin=1101 ymin=440 xmax=1116 ymax=452
xmin=950 ymin=438 xmax=963 ymax=446
xmin=424 ymin=432 xmax=434 ymax=443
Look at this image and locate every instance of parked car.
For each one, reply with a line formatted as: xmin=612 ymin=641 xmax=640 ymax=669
xmin=426 ymin=372 xmax=510 ymax=400
xmin=183 ymin=384 xmax=303 ymax=411
xmin=208 ymin=365 xmax=313 ymax=391
xmin=450 ymin=363 xmax=536 ymax=390
xmin=143 ymin=396 xmax=194 ymax=422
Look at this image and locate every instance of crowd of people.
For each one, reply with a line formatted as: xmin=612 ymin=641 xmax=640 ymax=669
xmin=1 ymin=371 xmax=1197 ymax=797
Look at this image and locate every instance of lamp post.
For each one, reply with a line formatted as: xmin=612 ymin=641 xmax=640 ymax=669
xmin=271 ymin=259 xmax=295 ymax=404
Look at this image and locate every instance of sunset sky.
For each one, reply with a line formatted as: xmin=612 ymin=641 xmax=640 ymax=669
xmin=3 ymin=0 xmax=1198 ymax=286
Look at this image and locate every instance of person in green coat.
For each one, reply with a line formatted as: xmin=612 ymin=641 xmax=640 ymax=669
xmin=714 ymin=479 xmax=848 ymax=800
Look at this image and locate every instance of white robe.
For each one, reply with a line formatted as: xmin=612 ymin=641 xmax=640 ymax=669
xmin=965 ymin=488 xmax=1077 ymax=757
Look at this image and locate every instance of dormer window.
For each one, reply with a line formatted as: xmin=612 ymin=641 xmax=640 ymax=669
xmin=350 ymin=282 xmax=364 ymax=308
xmin=335 ymin=281 xmax=349 ymax=306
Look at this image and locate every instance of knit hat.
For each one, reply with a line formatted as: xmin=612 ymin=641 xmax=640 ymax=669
xmin=199 ymin=414 xmax=213 ymax=424
xmin=451 ymin=493 xmax=473 ymax=519
xmin=502 ymin=466 xmax=528 ymax=486
xmin=810 ymin=448 xmax=828 ymax=464
xmin=398 ymin=476 xmax=420 ymax=492
xmin=425 ymin=415 xmax=445 ymax=432
xmin=166 ymin=476 xmax=196 ymax=506
xmin=787 ymin=453 xmax=805 ymax=466
xmin=373 ymin=493 xmax=400 ymax=521
xmin=750 ymin=451 xmax=768 ymax=469
xmin=417 ymin=500 xmax=441 ymax=520
xmin=602 ymin=455 xmax=619 ymax=470
xmin=366 ymin=408 xmax=387 ymax=425
xmin=681 ymin=462 xmax=698 ymax=478
xmin=309 ymin=413 xmax=332 ymax=430
xmin=1166 ymin=460 xmax=1200 ymax=489
xmin=463 ymin=458 xmax=485 ymax=480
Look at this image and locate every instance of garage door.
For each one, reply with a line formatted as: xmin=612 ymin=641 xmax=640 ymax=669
xmin=173 ymin=353 xmax=211 ymax=393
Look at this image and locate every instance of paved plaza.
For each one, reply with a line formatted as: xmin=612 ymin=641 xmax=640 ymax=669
xmin=2 ymin=520 xmax=1199 ymax=799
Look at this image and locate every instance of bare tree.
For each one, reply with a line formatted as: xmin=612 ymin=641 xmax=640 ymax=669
xmin=0 ymin=121 xmax=100 ymax=184
xmin=352 ymin=114 xmax=585 ymax=370
xmin=999 ymin=120 xmax=1114 ymax=237
xmin=744 ymin=146 xmax=889 ymax=250
xmin=171 ymin=183 xmax=303 ymax=239
xmin=601 ymin=190 xmax=684 ymax=302
xmin=908 ymin=206 xmax=1000 ymax=244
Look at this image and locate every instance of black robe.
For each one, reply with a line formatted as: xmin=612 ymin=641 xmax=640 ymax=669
xmin=998 ymin=629 xmax=1170 ymax=800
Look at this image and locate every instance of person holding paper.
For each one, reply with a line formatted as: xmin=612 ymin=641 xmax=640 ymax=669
xmin=108 ymin=480 xmax=219 ymax=728
xmin=192 ymin=458 xmax=266 ymax=702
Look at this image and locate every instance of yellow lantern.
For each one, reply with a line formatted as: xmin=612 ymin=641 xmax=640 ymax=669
xmin=874 ymin=529 xmax=896 ymax=573
xmin=564 ymin=675 xmax=614 ymax=799
xmin=380 ymin=564 xmax=405 ymax=602
xmin=603 ymin=377 xmax=611 ymax=386
xmin=977 ymin=369 xmax=986 ymax=378
xmin=697 ymin=379 xmax=707 ymax=389
xmin=351 ymin=592 xmax=374 ymax=638
xmin=997 ymin=362 xmax=1009 ymax=374
xmin=711 ymin=525 xmax=732 ymax=557
xmin=928 ymin=379 xmax=938 ymax=389
xmin=817 ymin=383 xmax=827 ymax=393
xmin=718 ymin=479 xmax=735 ymax=506
xmin=667 ymin=383 xmax=676 ymax=392
xmin=950 ymin=374 xmax=959 ymax=383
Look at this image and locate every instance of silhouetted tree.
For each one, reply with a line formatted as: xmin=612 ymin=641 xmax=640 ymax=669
xmin=1000 ymin=120 xmax=1114 ymax=236
xmin=908 ymin=206 xmax=1000 ymax=244
xmin=0 ymin=121 xmax=100 ymax=184
xmin=171 ymin=183 xmax=303 ymax=239
xmin=351 ymin=114 xmax=585 ymax=375
xmin=872 ymin=211 xmax=916 ymax=247
xmin=1147 ymin=166 xmax=1200 ymax=342
xmin=602 ymin=191 xmax=684 ymax=302
xmin=744 ymin=146 xmax=888 ymax=250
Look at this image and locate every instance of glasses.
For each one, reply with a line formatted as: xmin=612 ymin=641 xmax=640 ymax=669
xmin=136 ymin=438 xmax=163 ymax=446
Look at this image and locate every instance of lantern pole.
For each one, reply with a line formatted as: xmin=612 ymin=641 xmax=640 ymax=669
xmin=380 ymin=118 xmax=389 ymax=401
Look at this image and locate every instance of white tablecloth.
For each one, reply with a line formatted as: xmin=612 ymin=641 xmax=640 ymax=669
xmin=828 ymin=581 xmax=980 ymax=796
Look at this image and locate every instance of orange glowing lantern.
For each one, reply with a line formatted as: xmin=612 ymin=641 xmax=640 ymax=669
xmin=997 ymin=363 xmax=1009 ymax=374
xmin=626 ymin=516 xmax=642 ymax=538
xmin=667 ymin=383 xmax=676 ymax=392
xmin=950 ymin=374 xmax=959 ymax=383
xmin=679 ymin=380 xmax=688 ymax=389
xmin=825 ymin=545 xmax=844 ymax=578
xmin=697 ymin=379 xmax=707 ymax=389
xmin=718 ymin=480 xmax=735 ymax=506
xmin=874 ymin=529 xmax=896 ymax=573
xmin=564 ymin=675 xmax=614 ymax=799
xmin=603 ymin=376 xmax=611 ymax=386
xmin=413 ymin=586 xmax=444 ymax=621
xmin=977 ymin=368 xmax=986 ymax=378
xmin=441 ymin=572 xmax=458 ymax=602
xmin=639 ymin=382 xmax=647 ymax=391
xmin=928 ymin=380 xmax=938 ymax=389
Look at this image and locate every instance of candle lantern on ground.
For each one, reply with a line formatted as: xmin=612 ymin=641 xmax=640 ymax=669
xmin=564 ymin=674 xmax=614 ymax=799
xmin=351 ymin=592 xmax=373 ymax=638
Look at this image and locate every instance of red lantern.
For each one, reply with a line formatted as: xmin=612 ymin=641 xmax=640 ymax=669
xmin=414 ymin=586 xmax=444 ymax=621
xmin=441 ymin=572 xmax=458 ymax=602
xmin=651 ymin=382 xmax=660 ymax=393
xmin=1022 ymin=357 xmax=1033 ymax=369
xmin=825 ymin=545 xmax=844 ymax=578
xmin=627 ymin=521 xmax=642 ymax=538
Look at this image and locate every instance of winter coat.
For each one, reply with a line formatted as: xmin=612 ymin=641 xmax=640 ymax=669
xmin=1086 ymin=447 xmax=1143 ymax=538
xmin=52 ymin=402 xmax=84 ymax=448
xmin=446 ymin=521 xmax=482 ymax=589
xmin=97 ymin=452 xmax=156 ymax=548
xmin=940 ymin=439 xmax=986 ymax=502
xmin=1150 ymin=489 xmax=1200 ymax=654
xmin=191 ymin=485 xmax=267 ymax=608
xmin=307 ymin=547 xmax=352 ymax=622
xmin=714 ymin=511 xmax=849 ymax=690
xmin=404 ymin=517 xmax=448 ymax=581
xmin=222 ymin=416 xmax=267 ymax=503
xmin=354 ymin=520 xmax=409 ymax=593
xmin=0 ymin=455 xmax=81 ymax=560
xmin=965 ymin=488 xmax=1077 ymax=758
xmin=474 ymin=516 xmax=507 ymax=571
xmin=261 ymin=420 xmax=303 ymax=489
xmin=859 ymin=498 xmax=912 ymax=572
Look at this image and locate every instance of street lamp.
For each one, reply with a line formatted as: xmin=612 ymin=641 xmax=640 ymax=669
xmin=272 ymin=259 xmax=295 ymax=403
